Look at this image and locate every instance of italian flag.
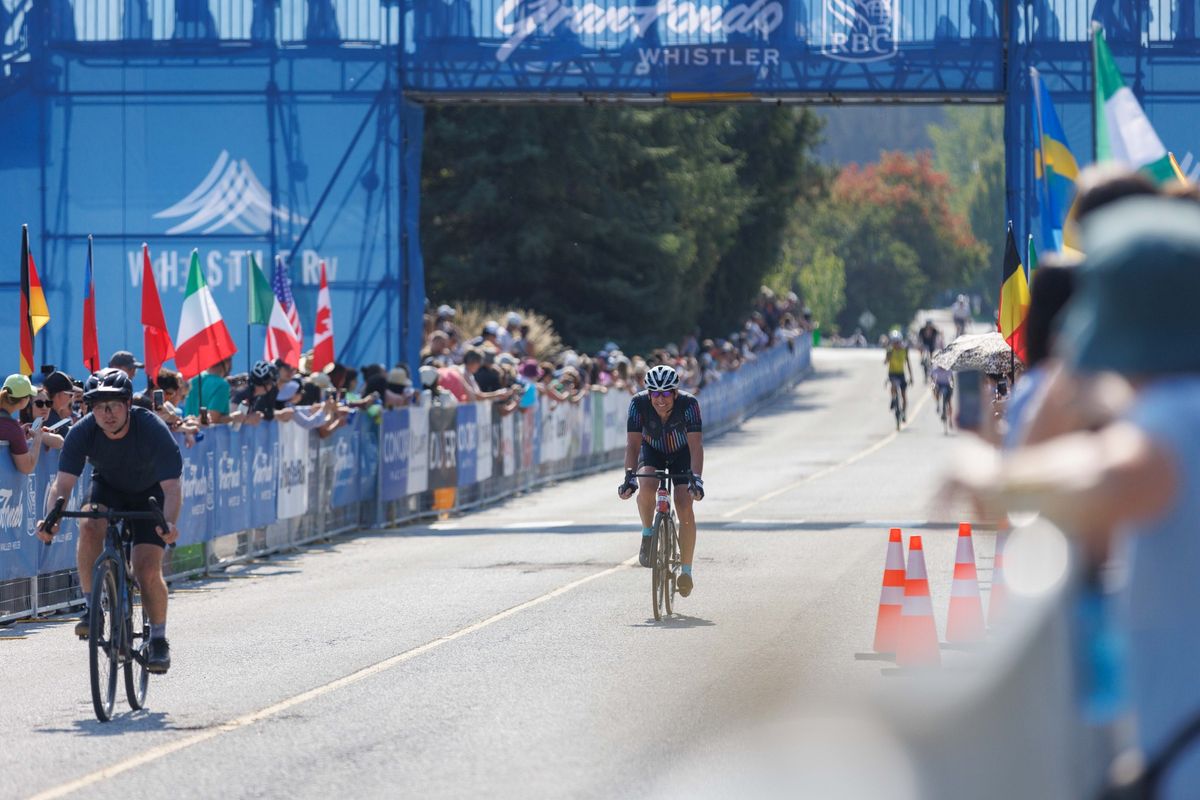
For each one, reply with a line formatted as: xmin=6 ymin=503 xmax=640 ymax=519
xmin=175 ymin=249 xmax=237 ymax=379
xmin=1093 ymin=24 xmax=1176 ymax=184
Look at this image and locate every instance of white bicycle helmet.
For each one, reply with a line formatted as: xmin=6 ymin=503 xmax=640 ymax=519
xmin=645 ymin=364 xmax=680 ymax=392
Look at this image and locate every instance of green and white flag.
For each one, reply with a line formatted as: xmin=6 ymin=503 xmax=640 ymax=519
xmin=1093 ymin=24 xmax=1176 ymax=184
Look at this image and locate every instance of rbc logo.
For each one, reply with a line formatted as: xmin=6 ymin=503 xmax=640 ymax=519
xmin=821 ymin=0 xmax=899 ymax=62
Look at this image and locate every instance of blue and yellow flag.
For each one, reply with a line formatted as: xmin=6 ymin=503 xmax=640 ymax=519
xmin=1031 ymin=68 xmax=1079 ymax=253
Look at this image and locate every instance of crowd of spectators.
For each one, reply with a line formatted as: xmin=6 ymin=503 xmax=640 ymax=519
xmin=1 ymin=287 xmax=809 ymax=469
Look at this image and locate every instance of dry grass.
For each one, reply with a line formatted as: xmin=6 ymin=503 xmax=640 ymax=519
xmin=449 ymin=302 xmax=563 ymax=360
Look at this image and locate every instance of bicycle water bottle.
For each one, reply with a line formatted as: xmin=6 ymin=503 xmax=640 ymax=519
xmin=656 ymin=487 xmax=670 ymax=514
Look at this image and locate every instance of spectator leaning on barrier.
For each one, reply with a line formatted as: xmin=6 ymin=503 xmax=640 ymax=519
xmin=183 ymin=356 xmax=233 ymax=422
xmin=945 ymin=196 xmax=1200 ymax=797
xmin=22 ymin=386 xmax=65 ymax=450
xmin=43 ymin=370 xmax=77 ymax=429
xmin=0 ymin=374 xmax=45 ymax=473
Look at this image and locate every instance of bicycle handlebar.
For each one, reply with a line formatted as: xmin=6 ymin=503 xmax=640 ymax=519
xmin=633 ymin=470 xmax=694 ymax=481
xmin=40 ymin=496 xmax=170 ymax=541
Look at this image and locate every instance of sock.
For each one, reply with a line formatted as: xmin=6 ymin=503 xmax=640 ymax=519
xmin=681 ymin=565 xmax=692 ymax=576
xmin=641 ymin=527 xmax=654 ymax=538
xmin=150 ymin=623 xmax=166 ymax=640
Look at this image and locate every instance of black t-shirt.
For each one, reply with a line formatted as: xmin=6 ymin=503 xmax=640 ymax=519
xmin=919 ymin=327 xmax=939 ymax=351
xmin=474 ymin=365 xmax=502 ymax=393
xmin=232 ymin=386 xmax=279 ymax=421
xmin=626 ymin=390 xmax=702 ymax=455
xmin=59 ymin=406 xmax=183 ymax=493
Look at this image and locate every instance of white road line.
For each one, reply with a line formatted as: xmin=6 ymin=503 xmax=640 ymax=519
xmin=28 ymin=556 xmax=638 ymax=800
xmin=499 ymin=520 xmax=574 ymax=530
xmin=722 ymin=390 xmax=931 ymax=519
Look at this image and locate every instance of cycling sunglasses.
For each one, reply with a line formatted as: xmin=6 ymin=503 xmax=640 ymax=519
xmin=649 ymin=390 xmax=675 ymax=399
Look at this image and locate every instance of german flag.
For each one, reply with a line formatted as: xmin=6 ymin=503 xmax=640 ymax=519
xmin=19 ymin=224 xmax=50 ymax=376
xmin=998 ymin=223 xmax=1031 ymax=364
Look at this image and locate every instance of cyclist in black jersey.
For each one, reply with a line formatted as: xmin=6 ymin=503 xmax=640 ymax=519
xmin=618 ymin=364 xmax=704 ymax=597
xmin=36 ymin=368 xmax=182 ymax=674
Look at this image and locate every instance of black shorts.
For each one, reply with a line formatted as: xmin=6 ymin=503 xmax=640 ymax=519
xmin=88 ymin=478 xmax=167 ymax=548
xmin=638 ymin=445 xmax=691 ymax=486
xmin=889 ymin=374 xmax=908 ymax=391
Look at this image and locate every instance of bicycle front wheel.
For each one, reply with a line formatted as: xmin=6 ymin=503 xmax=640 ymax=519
xmin=651 ymin=515 xmax=666 ymax=621
xmin=89 ymin=559 xmax=120 ymax=722
xmin=662 ymin=516 xmax=677 ymax=617
xmin=124 ymin=583 xmax=150 ymax=711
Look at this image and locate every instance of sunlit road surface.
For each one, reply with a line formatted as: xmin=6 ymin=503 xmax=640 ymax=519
xmin=2 ymin=345 xmax=998 ymax=800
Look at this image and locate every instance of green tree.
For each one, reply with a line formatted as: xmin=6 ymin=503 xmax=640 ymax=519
xmin=795 ymin=245 xmax=846 ymax=333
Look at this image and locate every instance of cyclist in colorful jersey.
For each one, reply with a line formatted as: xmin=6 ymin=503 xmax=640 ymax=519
xmin=885 ymin=329 xmax=915 ymax=422
xmin=618 ymin=364 xmax=704 ymax=597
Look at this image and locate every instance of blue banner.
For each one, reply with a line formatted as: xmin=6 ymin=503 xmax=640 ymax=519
xmin=357 ymin=413 xmax=379 ymax=503
xmin=214 ymin=426 xmax=251 ymax=537
xmin=379 ymin=410 xmax=409 ymax=502
xmin=178 ymin=433 xmax=213 ymax=546
xmin=329 ymin=424 xmax=360 ymax=508
xmin=0 ymin=456 xmax=37 ymax=582
xmin=248 ymin=422 xmax=278 ymax=529
xmin=35 ymin=450 xmax=92 ymax=575
xmin=456 ymin=404 xmax=478 ymax=488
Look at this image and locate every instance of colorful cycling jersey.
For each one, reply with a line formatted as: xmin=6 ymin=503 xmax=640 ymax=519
xmin=886 ymin=346 xmax=909 ymax=375
xmin=627 ymin=390 xmax=702 ymax=455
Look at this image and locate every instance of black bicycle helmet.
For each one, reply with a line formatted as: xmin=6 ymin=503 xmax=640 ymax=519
xmin=82 ymin=368 xmax=133 ymax=402
xmin=250 ymin=359 xmax=279 ymax=386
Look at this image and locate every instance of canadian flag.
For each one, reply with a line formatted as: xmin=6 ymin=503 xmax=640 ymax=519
xmin=311 ymin=260 xmax=335 ymax=372
xmin=264 ymin=295 xmax=301 ymax=367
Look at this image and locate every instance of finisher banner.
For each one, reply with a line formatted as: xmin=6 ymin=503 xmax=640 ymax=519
xmin=404 ymin=0 xmax=1004 ymax=96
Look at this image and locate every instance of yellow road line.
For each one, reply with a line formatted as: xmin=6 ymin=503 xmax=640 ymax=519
xmin=28 ymin=556 xmax=639 ymax=800
xmin=722 ymin=390 xmax=931 ymax=519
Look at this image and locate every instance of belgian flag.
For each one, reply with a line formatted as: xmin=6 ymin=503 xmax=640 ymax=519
xmin=19 ymin=224 xmax=50 ymax=376
xmin=998 ymin=223 xmax=1031 ymax=364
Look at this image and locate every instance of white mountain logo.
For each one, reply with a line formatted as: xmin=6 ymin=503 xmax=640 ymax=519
xmin=154 ymin=150 xmax=307 ymax=235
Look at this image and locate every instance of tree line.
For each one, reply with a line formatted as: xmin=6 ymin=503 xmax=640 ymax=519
xmin=421 ymin=104 xmax=1000 ymax=347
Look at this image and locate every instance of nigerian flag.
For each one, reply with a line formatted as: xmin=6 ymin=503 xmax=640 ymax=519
xmin=1093 ymin=24 xmax=1176 ymax=184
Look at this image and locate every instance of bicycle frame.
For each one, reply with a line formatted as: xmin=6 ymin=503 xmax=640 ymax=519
xmin=636 ymin=470 xmax=690 ymax=621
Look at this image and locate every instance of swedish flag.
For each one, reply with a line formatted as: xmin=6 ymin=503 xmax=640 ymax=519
xmin=1031 ymin=68 xmax=1080 ymax=253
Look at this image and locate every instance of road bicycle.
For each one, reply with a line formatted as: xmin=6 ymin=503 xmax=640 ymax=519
xmin=920 ymin=350 xmax=932 ymax=384
xmin=638 ymin=470 xmax=690 ymax=622
xmin=935 ymin=383 xmax=953 ymax=434
xmin=42 ymin=497 xmax=169 ymax=722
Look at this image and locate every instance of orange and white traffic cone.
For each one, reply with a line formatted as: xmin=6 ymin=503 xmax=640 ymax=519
xmin=896 ymin=535 xmax=940 ymax=667
xmin=988 ymin=529 xmax=1010 ymax=628
xmin=873 ymin=528 xmax=906 ymax=653
xmin=946 ymin=522 xmax=985 ymax=642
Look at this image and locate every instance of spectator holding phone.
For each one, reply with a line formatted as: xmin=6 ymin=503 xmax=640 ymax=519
xmin=0 ymin=374 xmax=45 ymax=473
xmin=42 ymin=370 xmax=78 ymax=430
xmin=20 ymin=387 xmax=65 ymax=450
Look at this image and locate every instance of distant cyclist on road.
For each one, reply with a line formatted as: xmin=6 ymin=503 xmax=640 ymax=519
xmin=618 ymin=365 xmax=704 ymax=597
xmin=952 ymin=294 xmax=972 ymax=338
xmin=917 ymin=319 xmax=940 ymax=382
xmin=885 ymin=330 xmax=915 ymax=422
xmin=36 ymin=368 xmax=183 ymax=674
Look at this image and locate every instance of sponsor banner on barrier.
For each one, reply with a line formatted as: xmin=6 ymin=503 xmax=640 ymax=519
xmin=277 ymin=421 xmax=309 ymax=519
xmin=475 ymin=402 xmax=493 ymax=483
xmin=249 ymin=422 xmax=277 ymax=528
xmin=329 ymin=424 xmax=360 ymax=508
xmin=178 ymin=433 xmax=213 ymax=547
xmin=380 ymin=409 xmax=409 ymax=502
xmin=36 ymin=451 xmax=90 ymax=575
xmin=456 ymin=404 xmax=478 ymax=489
xmin=0 ymin=455 xmax=37 ymax=582
xmin=429 ymin=406 xmax=458 ymax=490
xmin=214 ymin=426 xmax=250 ymax=537
xmin=357 ymin=414 xmax=378 ymax=502
xmin=407 ymin=406 xmax=430 ymax=495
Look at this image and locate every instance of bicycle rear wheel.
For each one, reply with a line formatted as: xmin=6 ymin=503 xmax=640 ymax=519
xmin=124 ymin=583 xmax=150 ymax=710
xmin=89 ymin=559 xmax=120 ymax=722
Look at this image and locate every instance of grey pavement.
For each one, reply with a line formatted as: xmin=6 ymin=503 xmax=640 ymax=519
xmin=1 ymin=346 xmax=991 ymax=800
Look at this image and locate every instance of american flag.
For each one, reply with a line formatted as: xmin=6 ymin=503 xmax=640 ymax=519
xmin=272 ymin=255 xmax=303 ymax=348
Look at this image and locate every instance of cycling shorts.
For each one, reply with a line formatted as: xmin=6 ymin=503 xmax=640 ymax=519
xmin=638 ymin=444 xmax=692 ymax=486
xmin=935 ymin=383 xmax=953 ymax=400
xmin=888 ymin=374 xmax=908 ymax=391
xmin=88 ymin=478 xmax=168 ymax=548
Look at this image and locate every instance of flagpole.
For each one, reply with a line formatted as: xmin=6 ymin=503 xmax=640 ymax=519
xmin=246 ymin=250 xmax=252 ymax=374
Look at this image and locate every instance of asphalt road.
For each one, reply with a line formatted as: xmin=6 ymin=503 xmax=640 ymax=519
xmin=1 ymin=342 xmax=993 ymax=800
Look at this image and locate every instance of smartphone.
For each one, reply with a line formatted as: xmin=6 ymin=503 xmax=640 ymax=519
xmin=30 ymin=416 xmax=43 ymax=432
xmin=153 ymin=389 xmax=165 ymax=410
xmin=47 ymin=418 xmax=71 ymax=433
xmin=956 ymin=370 xmax=983 ymax=431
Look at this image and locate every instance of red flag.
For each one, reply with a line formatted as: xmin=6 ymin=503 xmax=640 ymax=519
xmin=312 ymin=260 xmax=335 ymax=372
xmin=82 ymin=235 xmax=100 ymax=373
xmin=19 ymin=225 xmax=50 ymax=376
xmin=141 ymin=243 xmax=176 ymax=385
